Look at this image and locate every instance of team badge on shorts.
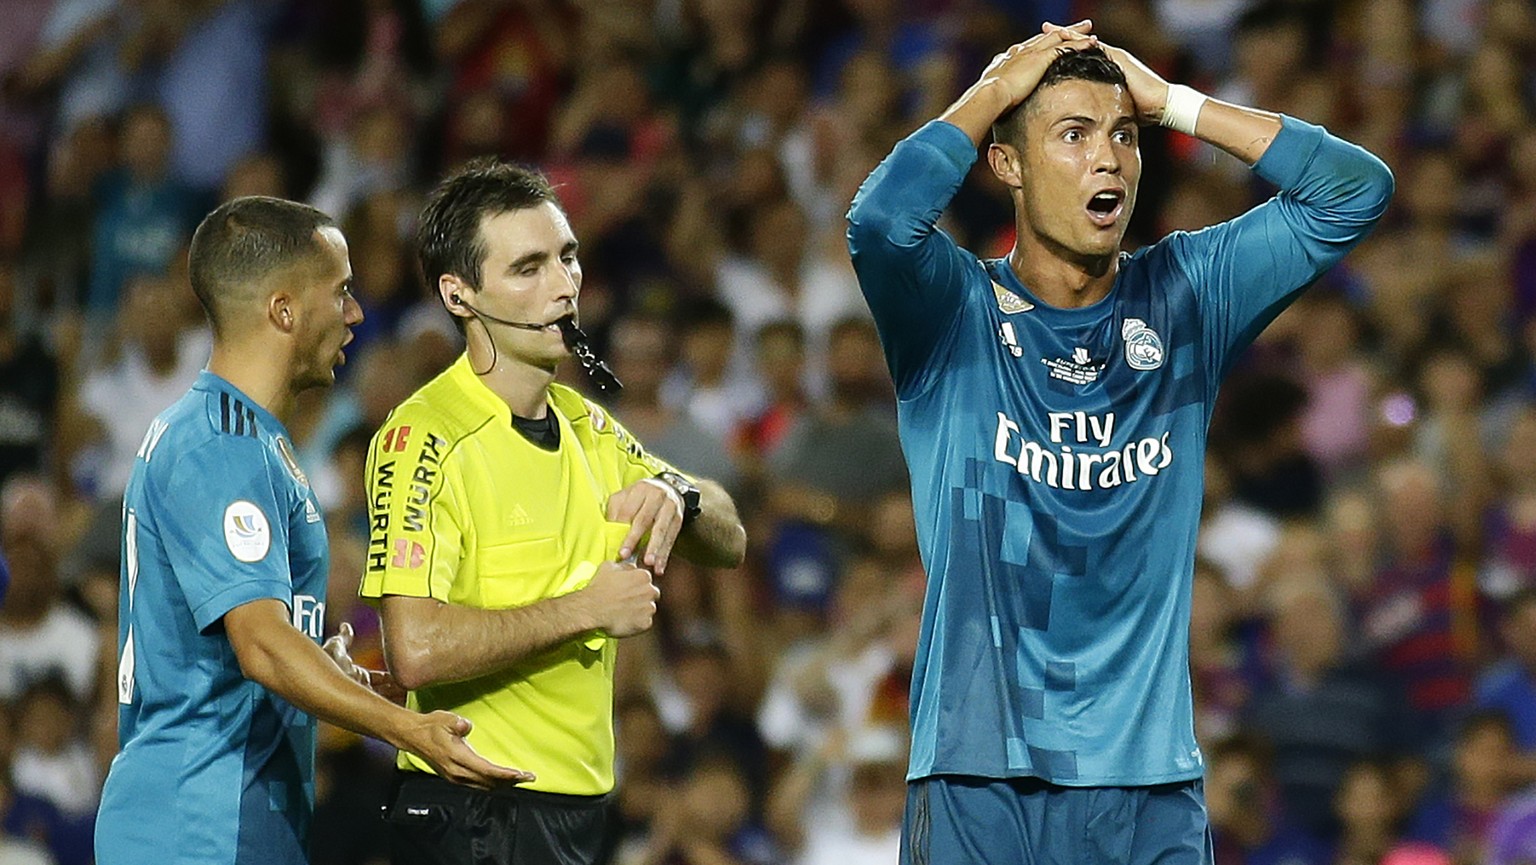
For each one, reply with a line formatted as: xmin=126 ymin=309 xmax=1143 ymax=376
xmin=1122 ymin=318 xmax=1164 ymax=371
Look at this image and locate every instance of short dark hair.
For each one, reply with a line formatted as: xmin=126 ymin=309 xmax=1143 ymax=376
xmin=417 ymin=159 xmax=561 ymax=334
xmin=188 ymin=196 xmax=336 ymax=335
xmin=992 ymin=46 xmax=1129 ymax=146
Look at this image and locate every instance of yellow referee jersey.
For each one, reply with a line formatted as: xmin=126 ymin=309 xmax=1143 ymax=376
xmin=359 ymin=354 xmax=678 ymax=795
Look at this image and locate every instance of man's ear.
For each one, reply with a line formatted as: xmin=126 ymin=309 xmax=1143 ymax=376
xmin=439 ymin=274 xmax=473 ymax=320
xmin=269 ymin=292 xmax=295 ymax=333
xmin=987 ymin=141 xmax=1025 ymax=189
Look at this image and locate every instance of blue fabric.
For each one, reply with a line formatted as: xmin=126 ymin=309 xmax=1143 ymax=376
xmin=86 ymin=171 xmax=199 ymax=316
xmin=846 ymin=117 xmax=1392 ymax=786
xmin=900 ymin=776 xmax=1213 ymax=865
xmin=95 ymin=372 xmax=330 ymax=865
xmin=1475 ymin=661 xmax=1536 ymax=750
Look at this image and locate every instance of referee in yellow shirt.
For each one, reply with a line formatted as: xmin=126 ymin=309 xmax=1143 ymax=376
xmin=363 ymin=160 xmax=747 ymax=865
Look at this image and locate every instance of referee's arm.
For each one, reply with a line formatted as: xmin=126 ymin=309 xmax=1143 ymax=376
xmin=672 ymin=479 xmax=746 ymax=567
xmin=381 ymin=564 xmax=660 ymax=691
xmin=606 ymin=474 xmax=746 ymax=575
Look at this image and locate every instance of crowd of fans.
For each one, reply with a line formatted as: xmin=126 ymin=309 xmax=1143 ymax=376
xmin=0 ymin=0 xmax=1534 ymax=863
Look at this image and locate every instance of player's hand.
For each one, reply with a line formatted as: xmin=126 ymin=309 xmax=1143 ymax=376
xmin=401 ymin=711 xmax=536 ymax=790
xmin=323 ymin=622 xmax=370 ymax=687
xmin=606 ymin=479 xmax=685 ymax=574
xmin=978 ymin=20 xmax=1098 ymax=110
xmin=578 ymin=560 xmax=659 ymax=638
xmin=1042 ymin=26 xmax=1172 ymax=125
xmin=325 ymin=623 xmax=409 ymax=704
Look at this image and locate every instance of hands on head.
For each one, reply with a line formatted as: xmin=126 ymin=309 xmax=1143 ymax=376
xmin=990 ymin=20 xmax=1172 ymax=125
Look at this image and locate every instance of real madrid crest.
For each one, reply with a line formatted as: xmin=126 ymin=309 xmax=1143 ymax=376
xmin=1122 ymin=317 xmax=1164 ymax=371
xmin=275 ymin=436 xmax=310 ymax=487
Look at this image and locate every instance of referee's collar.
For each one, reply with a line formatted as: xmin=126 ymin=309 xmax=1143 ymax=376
xmin=443 ymin=353 xmax=590 ymax=428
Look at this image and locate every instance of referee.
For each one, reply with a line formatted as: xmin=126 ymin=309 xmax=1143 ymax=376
xmin=363 ymin=160 xmax=747 ymax=865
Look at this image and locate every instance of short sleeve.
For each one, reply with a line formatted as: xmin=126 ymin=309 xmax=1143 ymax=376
xmin=359 ymin=416 xmax=462 ymax=602
xmin=600 ymin=405 xmax=681 ymax=489
xmin=153 ymin=437 xmax=292 ymax=632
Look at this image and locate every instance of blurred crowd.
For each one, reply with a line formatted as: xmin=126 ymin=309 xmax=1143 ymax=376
xmin=0 ymin=0 xmax=1534 ymax=864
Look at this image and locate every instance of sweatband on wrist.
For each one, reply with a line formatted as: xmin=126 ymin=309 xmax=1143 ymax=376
xmin=1159 ymin=84 xmax=1208 ymax=136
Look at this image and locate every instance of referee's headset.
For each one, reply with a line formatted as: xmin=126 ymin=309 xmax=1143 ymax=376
xmin=448 ymin=292 xmax=623 ymax=395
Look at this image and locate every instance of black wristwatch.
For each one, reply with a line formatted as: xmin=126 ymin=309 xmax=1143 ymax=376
xmin=656 ymin=471 xmax=702 ymax=526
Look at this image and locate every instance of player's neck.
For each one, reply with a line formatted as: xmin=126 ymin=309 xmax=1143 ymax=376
xmin=207 ymin=342 xmax=297 ymax=423
xmin=466 ymin=341 xmax=554 ymax=419
xmin=1008 ymin=239 xmax=1118 ymax=310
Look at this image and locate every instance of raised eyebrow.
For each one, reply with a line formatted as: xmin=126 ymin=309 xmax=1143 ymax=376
xmin=1052 ymin=115 xmax=1098 ymax=129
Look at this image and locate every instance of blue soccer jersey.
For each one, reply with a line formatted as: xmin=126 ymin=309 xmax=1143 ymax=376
xmin=847 ymin=116 xmax=1392 ymax=785
xmin=96 ymin=372 xmax=330 ymax=865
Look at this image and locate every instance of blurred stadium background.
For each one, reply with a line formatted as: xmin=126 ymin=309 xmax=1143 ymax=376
xmin=1 ymin=0 xmax=1535 ymax=863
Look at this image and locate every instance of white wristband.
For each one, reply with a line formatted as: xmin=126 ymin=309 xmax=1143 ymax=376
xmin=1159 ymin=84 xmax=1207 ymax=136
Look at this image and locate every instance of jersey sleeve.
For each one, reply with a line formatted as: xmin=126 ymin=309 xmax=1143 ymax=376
xmin=359 ymin=415 xmax=462 ymax=602
xmin=1166 ymin=115 xmax=1394 ymax=379
xmin=600 ymin=405 xmax=681 ymax=489
xmin=845 ymin=120 xmax=980 ymax=399
xmin=153 ymin=436 xmax=292 ymax=633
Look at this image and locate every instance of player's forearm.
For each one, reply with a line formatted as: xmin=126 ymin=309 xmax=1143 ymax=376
xmin=230 ymin=610 xmax=418 ymax=749
xmin=381 ymin=593 xmax=599 ymax=690
xmin=1184 ymin=96 xmax=1285 ymax=166
xmin=937 ymin=77 xmax=1015 ymax=147
xmin=674 ymin=480 xmax=746 ymax=568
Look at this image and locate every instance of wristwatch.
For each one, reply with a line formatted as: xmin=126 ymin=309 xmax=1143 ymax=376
xmin=655 ymin=471 xmax=702 ymax=527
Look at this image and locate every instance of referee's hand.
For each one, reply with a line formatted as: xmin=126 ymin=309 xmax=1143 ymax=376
xmin=578 ymin=561 xmax=659 ymax=638
xmin=607 ymin=479 xmax=685 ymax=573
xmin=402 ymin=711 xmax=537 ymax=790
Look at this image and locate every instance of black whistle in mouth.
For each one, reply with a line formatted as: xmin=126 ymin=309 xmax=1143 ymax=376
xmin=555 ymin=315 xmax=623 ymax=395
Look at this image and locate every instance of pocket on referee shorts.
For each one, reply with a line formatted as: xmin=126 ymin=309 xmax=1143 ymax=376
xmin=477 ymin=536 xmax=562 ymax=607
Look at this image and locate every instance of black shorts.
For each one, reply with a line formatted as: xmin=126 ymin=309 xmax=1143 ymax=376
xmin=382 ymin=770 xmax=612 ymax=865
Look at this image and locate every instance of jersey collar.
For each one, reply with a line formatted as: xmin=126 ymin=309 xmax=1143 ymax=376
xmin=986 ymin=257 xmax=1123 ymax=327
xmin=444 ymin=353 xmax=593 ymax=429
xmin=193 ymin=370 xmax=287 ymax=437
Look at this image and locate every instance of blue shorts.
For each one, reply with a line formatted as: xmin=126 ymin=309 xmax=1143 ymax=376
xmin=901 ymin=775 xmax=1213 ymax=865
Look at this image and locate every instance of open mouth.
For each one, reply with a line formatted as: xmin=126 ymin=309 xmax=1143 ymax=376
xmin=1086 ymin=190 xmax=1125 ymax=226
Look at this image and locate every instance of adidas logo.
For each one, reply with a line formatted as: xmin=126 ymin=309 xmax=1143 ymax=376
xmin=508 ymin=505 xmax=531 ymax=527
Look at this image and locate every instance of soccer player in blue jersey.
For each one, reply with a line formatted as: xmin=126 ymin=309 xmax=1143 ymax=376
xmin=95 ymin=197 xmax=533 ymax=865
xmin=846 ymin=20 xmax=1393 ymax=865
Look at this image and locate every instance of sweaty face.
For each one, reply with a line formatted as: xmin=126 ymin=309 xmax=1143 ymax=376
xmin=1012 ymin=79 xmax=1141 ymax=261
xmin=293 ymin=226 xmax=362 ymax=390
xmin=468 ymin=202 xmax=581 ymax=371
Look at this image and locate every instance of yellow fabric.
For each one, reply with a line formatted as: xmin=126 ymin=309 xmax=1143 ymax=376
xmin=359 ymin=354 xmax=676 ymax=794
